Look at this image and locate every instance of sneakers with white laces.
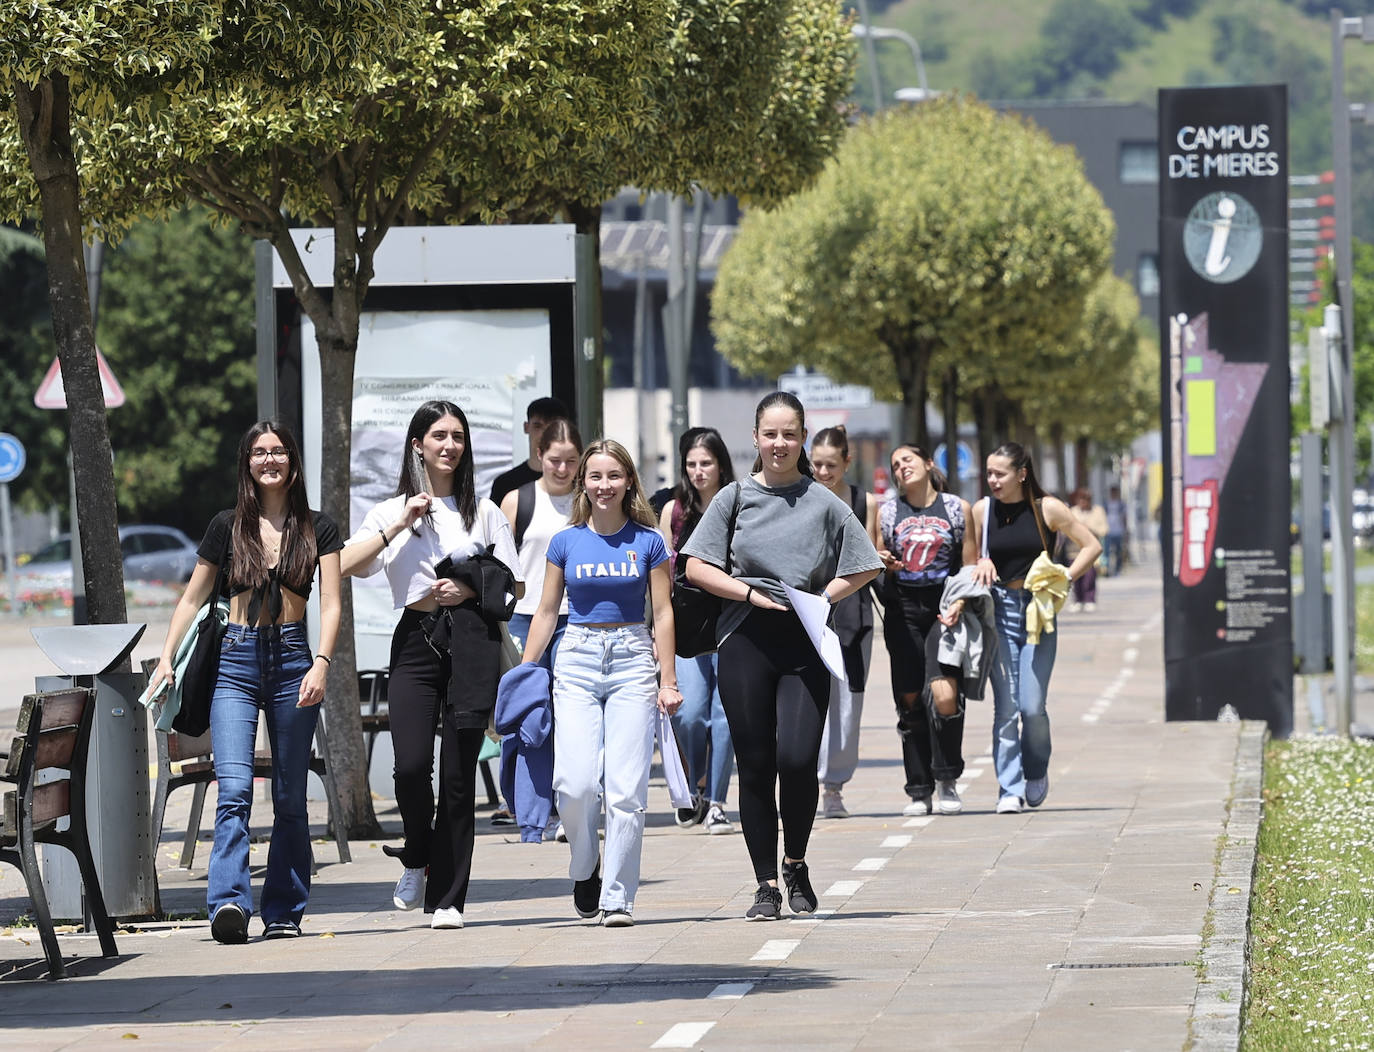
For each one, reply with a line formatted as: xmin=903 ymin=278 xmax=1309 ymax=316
xmin=821 ymin=788 xmax=849 ymax=819
xmin=430 ymin=907 xmax=463 ymax=929
xmin=936 ymin=780 xmax=963 ymax=814
xmin=704 ymin=803 xmax=734 ymax=835
xmin=393 ymin=866 xmax=426 ymax=911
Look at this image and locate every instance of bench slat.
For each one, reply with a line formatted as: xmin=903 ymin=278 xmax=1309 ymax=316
xmin=30 ymin=780 xmax=71 ymax=830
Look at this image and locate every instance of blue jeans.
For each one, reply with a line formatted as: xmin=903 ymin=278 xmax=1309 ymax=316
xmin=989 ymin=587 xmax=1057 ymax=802
xmin=552 ymin=623 xmax=658 ymax=913
xmin=208 ymin=621 xmax=319 ymax=927
xmin=673 ymin=652 xmax=733 ymax=804
xmin=503 ymin=612 xmax=568 ymax=814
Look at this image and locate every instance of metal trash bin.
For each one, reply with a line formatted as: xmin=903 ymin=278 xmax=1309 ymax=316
xmin=32 ymin=624 xmax=157 ymax=920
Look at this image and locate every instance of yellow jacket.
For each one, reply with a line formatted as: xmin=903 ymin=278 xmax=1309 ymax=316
xmin=1023 ymin=552 xmax=1070 ymax=644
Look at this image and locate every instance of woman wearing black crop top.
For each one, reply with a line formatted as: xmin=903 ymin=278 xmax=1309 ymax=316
xmin=149 ymin=421 xmax=341 ymax=943
xmin=970 ymin=442 xmax=1100 ymax=814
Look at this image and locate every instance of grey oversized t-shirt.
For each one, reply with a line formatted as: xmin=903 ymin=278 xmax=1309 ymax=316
xmin=679 ymin=475 xmax=881 ymax=643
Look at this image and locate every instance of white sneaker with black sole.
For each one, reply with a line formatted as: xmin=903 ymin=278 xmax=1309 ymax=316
xmin=903 ymin=796 xmax=933 ymax=817
xmin=704 ymin=803 xmax=733 ymax=835
xmin=936 ymin=780 xmax=962 ymax=814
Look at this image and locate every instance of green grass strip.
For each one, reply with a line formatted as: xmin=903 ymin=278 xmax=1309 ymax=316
xmin=1243 ymin=738 xmax=1374 ymax=1049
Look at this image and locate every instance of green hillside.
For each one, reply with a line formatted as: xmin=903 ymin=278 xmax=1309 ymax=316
xmin=856 ymin=0 xmax=1374 ymax=234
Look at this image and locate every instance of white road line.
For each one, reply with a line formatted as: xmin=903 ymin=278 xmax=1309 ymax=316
xmin=708 ymin=982 xmax=755 ymax=1000
xmin=1120 ymin=667 xmax=1135 ymax=678
xmin=1127 ymin=631 xmax=1141 ymax=643
xmin=904 ymin=816 xmax=934 ymax=828
xmin=962 ymin=767 xmax=985 ymax=779
xmin=653 ymin=1022 xmax=717 ymax=1048
xmin=1081 ymin=713 xmax=1099 ymax=723
xmin=1122 ymin=647 xmax=1139 ymax=664
xmin=823 ymin=879 xmax=864 ymax=896
xmin=853 ymin=857 xmax=889 ymax=872
xmin=751 ymin=939 xmax=800 ymax=961
xmin=881 ymin=835 xmax=913 ymax=849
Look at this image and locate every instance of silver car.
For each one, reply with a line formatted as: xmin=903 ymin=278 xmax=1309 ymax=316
xmin=18 ymin=525 xmax=199 ymax=588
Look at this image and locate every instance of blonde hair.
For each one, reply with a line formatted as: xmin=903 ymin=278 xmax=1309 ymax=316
xmin=570 ymin=439 xmax=658 ymax=529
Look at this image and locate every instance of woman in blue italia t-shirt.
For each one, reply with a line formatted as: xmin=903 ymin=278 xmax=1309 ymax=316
xmin=520 ymin=439 xmax=679 ymax=928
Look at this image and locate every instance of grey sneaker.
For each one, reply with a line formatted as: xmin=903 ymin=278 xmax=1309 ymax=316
xmin=822 ymin=788 xmax=849 ymax=819
xmin=746 ymin=882 xmax=783 ymax=921
xmin=393 ymin=866 xmax=426 ymax=911
xmin=1026 ymin=774 xmax=1049 ymax=808
xmin=936 ymin=780 xmax=962 ymax=815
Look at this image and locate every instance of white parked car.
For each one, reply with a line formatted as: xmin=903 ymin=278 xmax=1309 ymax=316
xmin=17 ymin=525 xmax=199 ymax=589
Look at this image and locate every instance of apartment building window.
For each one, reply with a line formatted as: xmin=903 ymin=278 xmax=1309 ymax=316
xmin=1119 ymin=141 xmax=1159 ymax=184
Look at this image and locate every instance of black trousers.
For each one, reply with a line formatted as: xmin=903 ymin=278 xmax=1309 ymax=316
xmin=718 ymin=609 xmax=831 ymax=884
xmin=883 ymin=585 xmax=966 ymax=798
xmin=387 ymin=608 xmax=484 ymax=912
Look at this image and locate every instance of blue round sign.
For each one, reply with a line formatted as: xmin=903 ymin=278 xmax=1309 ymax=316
xmin=933 ymin=441 xmax=975 ymax=480
xmin=0 ymin=433 xmax=26 ymax=483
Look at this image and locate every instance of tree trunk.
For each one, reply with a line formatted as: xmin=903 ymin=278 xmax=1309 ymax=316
xmin=1050 ymin=421 xmax=1067 ymax=497
xmin=891 ymin=342 xmax=929 ymax=451
xmin=1075 ymin=436 xmax=1091 ymax=492
xmin=15 ymin=76 xmax=127 ymax=626
xmin=941 ymin=366 xmax=960 ymax=497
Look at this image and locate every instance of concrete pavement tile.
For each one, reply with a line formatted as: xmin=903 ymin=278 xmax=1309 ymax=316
xmin=1021 ymin=1004 xmax=1192 ymax=1052
xmin=860 ymin=1012 xmax=1034 ymax=1047
xmin=1045 ymin=963 xmax=1199 ymax=1008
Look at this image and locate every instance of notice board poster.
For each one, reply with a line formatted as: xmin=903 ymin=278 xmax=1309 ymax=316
xmin=1158 ymin=85 xmax=1292 ymax=733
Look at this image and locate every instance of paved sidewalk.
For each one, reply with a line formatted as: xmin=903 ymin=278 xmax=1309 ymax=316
xmin=0 ymin=563 xmax=1258 ymax=1050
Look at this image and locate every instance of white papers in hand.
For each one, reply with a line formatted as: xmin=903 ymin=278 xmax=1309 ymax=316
xmin=780 ymin=583 xmax=847 ymax=681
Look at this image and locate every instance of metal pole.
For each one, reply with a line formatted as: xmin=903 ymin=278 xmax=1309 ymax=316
xmin=1298 ymin=431 xmax=1328 ymax=675
xmin=852 ymin=0 xmax=885 ymax=110
xmin=1 ymin=482 xmax=15 ymax=608
xmin=1331 ymin=11 xmax=1358 ymax=735
xmin=664 ymin=195 xmax=690 ymax=483
xmin=254 ymin=240 xmax=278 ymax=419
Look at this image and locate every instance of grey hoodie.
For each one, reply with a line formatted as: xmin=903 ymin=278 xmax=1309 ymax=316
xmin=936 ymin=566 xmax=999 ymax=701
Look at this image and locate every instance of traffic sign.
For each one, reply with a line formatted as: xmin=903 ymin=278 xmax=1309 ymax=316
xmin=933 ymin=441 xmax=977 ymax=481
xmin=0 ymin=433 xmax=24 ymax=483
xmin=34 ymin=348 xmax=126 ymax=409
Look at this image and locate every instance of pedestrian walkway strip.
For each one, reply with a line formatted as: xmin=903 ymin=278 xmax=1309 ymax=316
xmin=707 ymin=982 xmax=754 ymax=1000
xmin=881 ymin=835 xmax=913 ymax=849
xmin=653 ymin=1022 xmax=716 ymax=1048
xmin=824 ymin=880 xmax=864 ymax=897
xmin=751 ymin=939 xmax=800 ymax=961
xmin=853 ymin=857 xmax=888 ymax=872
xmin=904 ymin=815 xmax=934 ymax=828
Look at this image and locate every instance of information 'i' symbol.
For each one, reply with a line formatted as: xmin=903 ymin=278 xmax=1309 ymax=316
xmin=1204 ymin=196 xmax=1236 ymax=276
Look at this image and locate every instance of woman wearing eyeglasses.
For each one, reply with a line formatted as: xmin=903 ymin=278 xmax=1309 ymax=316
xmin=148 ymin=421 xmax=342 ymax=944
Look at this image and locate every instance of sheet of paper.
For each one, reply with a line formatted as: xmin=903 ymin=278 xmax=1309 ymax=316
xmin=781 ymin=583 xmax=847 ymax=681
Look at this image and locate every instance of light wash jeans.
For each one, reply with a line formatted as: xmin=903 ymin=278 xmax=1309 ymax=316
xmin=552 ymin=623 xmax=658 ymax=913
xmin=208 ymin=621 xmax=318 ymax=927
xmin=673 ymin=652 xmax=733 ymax=804
xmin=989 ymin=586 xmax=1057 ymax=802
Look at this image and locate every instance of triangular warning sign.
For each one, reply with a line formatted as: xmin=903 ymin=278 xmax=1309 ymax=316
xmin=34 ymin=348 xmax=126 ymax=409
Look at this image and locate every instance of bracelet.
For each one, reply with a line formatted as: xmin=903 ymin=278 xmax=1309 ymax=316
xmin=745 ymin=586 xmax=755 ymax=606
xmin=315 ymin=654 xmax=332 ymax=665
xmin=658 ymin=685 xmax=681 ymax=693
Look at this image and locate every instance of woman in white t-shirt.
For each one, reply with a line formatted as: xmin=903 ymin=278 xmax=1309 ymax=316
xmin=341 ymin=400 xmax=522 ymax=931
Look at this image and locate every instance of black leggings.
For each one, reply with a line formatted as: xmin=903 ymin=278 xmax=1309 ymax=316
xmin=388 ymin=609 xmax=485 ymax=912
xmin=718 ymin=609 xmax=831 ymax=884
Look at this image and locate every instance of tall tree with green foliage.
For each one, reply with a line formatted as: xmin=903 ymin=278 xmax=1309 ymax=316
xmin=711 ymin=95 xmax=1116 ymax=449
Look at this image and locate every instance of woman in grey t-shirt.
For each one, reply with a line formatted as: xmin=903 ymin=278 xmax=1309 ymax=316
xmin=681 ymin=392 xmax=881 ymax=921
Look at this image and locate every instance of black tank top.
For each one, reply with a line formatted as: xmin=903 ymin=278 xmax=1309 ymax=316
xmin=986 ymin=499 xmax=1045 ymax=582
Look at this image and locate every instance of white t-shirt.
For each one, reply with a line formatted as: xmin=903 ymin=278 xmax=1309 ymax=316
xmin=348 ymin=494 xmax=522 ymax=610
xmin=514 ymin=483 xmax=574 ymax=617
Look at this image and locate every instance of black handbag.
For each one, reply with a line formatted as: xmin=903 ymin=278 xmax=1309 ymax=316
xmin=173 ymin=533 xmax=230 ymax=737
xmin=673 ymin=484 xmax=742 ymax=658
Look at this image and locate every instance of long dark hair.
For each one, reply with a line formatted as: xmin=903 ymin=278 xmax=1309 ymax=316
xmin=231 ymin=421 xmax=317 ymax=591
xmin=991 ymin=441 xmax=1046 ymax=502
xmin=890 ymin=442 xmax=946 ymax=494
xmin=750 ymin=391 xmax=812 ymax=477
xmin=671 ymin=428 xmax=736 ymax=537
xmin=397 ymin=400 xmax=477 ymax=530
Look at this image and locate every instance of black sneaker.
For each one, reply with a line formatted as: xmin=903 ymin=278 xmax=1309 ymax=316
xmin=490 ymin=809 xmax=516 ymax=827
xmin=745 ymin=882 xmax=783 ymax=921
xmin=211 ymin=903 xmax=249 ymax=945
xmin=781 ymin=859 xmax=818 ymax=914
xmin=573 ymin=865 xmax=602 ymax=919
xmin=675 ymin=793 xmax=704 ymax=828
xmin=262 ymin=920 xmax=301 ymax=940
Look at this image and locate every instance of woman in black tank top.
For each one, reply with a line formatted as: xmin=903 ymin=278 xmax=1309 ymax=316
xmin=970 ymin=442 xmax=1101 ymax=814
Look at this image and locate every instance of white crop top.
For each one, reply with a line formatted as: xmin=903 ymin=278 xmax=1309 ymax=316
xmin=514 ymin=483 xmax=574 ymax=617
xmin=348 ymin=494 xmax=522 ymax=609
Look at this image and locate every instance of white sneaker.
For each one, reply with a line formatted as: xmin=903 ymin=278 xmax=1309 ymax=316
xmin=935 ymin=780 xmax=962 ymax=815
xmin=704 ymin=803 xmax=734 ymax=835
xmin=903 ymin=796 xmax=933 ymax=816
xmin=996 ymin=795 xmax=1023 ymax=814
xmin=555 ymin=822 xmax=567 ymax=843
xmin=1083 ymin=602 xmax=1096 ymax=612
xmin=393 ymin=866 xmax=426 ymax=911
xmin=430 ymin=907 xmax=463 ymax=929
xmin=822 ymin=789 xmax=849 ymax=819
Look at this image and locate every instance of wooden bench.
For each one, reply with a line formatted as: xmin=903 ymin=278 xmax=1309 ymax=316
xmin=144 ymin=661 xmax=352 ymax=869
xmin=0 ymin=687 xmax=118 ymax=980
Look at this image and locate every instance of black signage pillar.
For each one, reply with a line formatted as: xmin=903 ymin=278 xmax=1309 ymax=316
xmin=1158 ymin=85 xmax=1293 ymax=734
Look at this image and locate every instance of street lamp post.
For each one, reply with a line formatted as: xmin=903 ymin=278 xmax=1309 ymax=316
xmin=851 ymin=23 xmax=932 ymax=103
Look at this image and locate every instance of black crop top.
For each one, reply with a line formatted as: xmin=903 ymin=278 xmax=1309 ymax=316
xmin=197 ymin=509 xmax=343 ymax=602
xmin=985 ymin=499 xmax=1047 ymax=582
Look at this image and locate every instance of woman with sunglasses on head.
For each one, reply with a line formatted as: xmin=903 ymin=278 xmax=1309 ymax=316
xmin=970 ymin=442 xmax=1100 ymax=814
xmin=341 ymin=400 xmax=522 ymax=929
xmin=658 ymin=427 xmax=738 ymax=835
xmin=681 ymin=392 xmax=881 ymax=921
xmin=520 ymin=439 xmax=678 ymax=928
xmin=876 ymin=444 xmax=976 ymax=818
xmin=807 ymin=425 xmax=880 ymax=821
xmin=148 ymin=421 xmax=342 ymax=944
